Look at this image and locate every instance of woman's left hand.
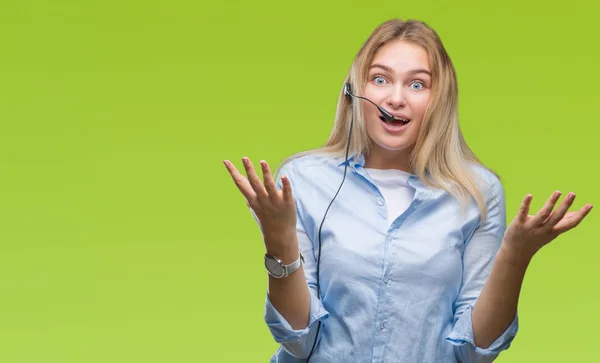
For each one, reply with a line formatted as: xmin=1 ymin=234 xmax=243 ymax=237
xmin=501 ymin=191 xmax=593 ymax=263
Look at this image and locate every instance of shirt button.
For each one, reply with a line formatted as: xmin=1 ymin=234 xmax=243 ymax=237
xmin=377 ymin=198 xmax=384 ymax=206
xmin=385 ymin=235 xmax=392 ymax=243
xmin=383 ymin=277 xmax=390 ymax=285
xmin=379 ymin=322 xmax=386 ymax=330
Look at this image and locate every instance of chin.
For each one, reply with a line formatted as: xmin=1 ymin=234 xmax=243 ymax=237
xmin=382 ymin=145 xmax=412 ymax=153
xmin=375 ymin=136 xmax=414 ymax=151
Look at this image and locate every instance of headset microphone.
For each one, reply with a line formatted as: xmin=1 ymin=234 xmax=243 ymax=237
xmin=343 ymin=82 xmax=395 ymax=122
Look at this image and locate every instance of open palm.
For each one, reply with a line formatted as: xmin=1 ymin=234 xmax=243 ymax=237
xmin=503 ymin=191 xmax=593 ymax=260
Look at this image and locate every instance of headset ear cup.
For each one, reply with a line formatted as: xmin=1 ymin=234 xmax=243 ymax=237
xmin=344 ymin=82 xmax=353 ymax=103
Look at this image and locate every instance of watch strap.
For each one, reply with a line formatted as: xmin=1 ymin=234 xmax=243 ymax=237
xmin=283 ymin=253 xmax=304 ymax=276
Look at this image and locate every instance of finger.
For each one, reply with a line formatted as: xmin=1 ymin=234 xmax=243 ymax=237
xmin=242 ymin=157 xmax=268 ymax=199
xmin=281 ymin=175 xmax=294 ymax=204
xmin=552 ymin=204 xmax=593 ymax=234
xmin=517 ymin=194 xmax=532 ymax=223
xmin=531 ymin=190 xmax=561 ymax=226
xmin=545 ymin=192 xmax=576 ymax=226
xmin=260 ymin=160 xmax=278 ymax=197
xmin=223 ymin=160 xmax=257 ymax=201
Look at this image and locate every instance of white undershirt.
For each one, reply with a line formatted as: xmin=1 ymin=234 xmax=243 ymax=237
xmin=364 ymin=168 xmax=416 ymax=226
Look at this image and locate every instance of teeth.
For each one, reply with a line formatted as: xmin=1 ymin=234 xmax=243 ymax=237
xmin=380 ymin=116 xmax=410 ymax=124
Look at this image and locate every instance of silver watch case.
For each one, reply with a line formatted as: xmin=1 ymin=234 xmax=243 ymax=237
xmin=264 ymin=253 xmax=304 ymax=278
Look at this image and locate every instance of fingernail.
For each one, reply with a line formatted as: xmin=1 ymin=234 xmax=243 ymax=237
xmin=223 ymin=160 xmax=227 ymax=168
xmin=260 ymin=160 xmax=266 ymax=168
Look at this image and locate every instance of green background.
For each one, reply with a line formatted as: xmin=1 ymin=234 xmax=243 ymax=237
xmin=0 ymin=0 xmax=598 ymax=362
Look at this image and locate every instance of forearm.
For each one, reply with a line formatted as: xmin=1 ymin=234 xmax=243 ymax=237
xmin=266 ymin=235 xmax=311 ymax=330
xmin=471 ymin=243 xmax=530 ymax=349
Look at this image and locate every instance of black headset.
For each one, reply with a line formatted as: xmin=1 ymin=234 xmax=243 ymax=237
xmin=305 ymin=82 xmax=394 ymax=361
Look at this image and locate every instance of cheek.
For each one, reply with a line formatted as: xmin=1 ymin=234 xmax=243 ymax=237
xmin=411 ymin=94 xmax=430 ymax=117
xmin=362 ymin=101 xmax=383 ymax=125
xmin=365 ymin=114 xmax=380 ymax=132
xmin=364 ymin=85 xmax=387 ymax=105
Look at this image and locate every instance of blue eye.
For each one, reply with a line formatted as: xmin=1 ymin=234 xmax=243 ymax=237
xmin=374 ymin=76 xmax=386 ymax=85
xmin=411 ymin=81 xmax=424 ymax=90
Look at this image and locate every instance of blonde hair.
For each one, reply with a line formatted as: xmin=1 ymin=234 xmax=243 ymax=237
xmin=276 ymin=18 xmax=498 ymax=223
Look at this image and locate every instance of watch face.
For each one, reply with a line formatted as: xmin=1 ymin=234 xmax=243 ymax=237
xmin=265 ymin=257 xmax=285 ymax=277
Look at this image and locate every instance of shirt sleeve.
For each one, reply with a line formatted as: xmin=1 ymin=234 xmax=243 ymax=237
xmin=259 ymin=159 xmax=330 ymax=359
xmin=445 ymin=171 xmax=519 ymax=362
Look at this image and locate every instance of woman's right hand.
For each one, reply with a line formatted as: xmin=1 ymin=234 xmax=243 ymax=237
xmin=223 ymin=157 xmax=298 ymax=250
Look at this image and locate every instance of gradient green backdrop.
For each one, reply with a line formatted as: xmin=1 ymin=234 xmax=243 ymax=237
xmin=0 ymin=0 xmax=598 ymax=362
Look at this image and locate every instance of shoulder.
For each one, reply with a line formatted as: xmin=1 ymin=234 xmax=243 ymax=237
xmin=468 ymin=163 xmax=504 ymax=200
xmin=276 ymin=152 xmax=342 ymax=182
xmin=465 ymin=162 xmax=504 ymax=205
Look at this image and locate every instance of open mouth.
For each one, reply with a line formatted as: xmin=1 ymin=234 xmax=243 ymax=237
xmin=379 ymin=115 xmax=411 ymax=126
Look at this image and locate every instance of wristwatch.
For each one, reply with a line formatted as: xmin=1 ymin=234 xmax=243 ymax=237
xmin=264 ymin=253 xmax=304 ymax=278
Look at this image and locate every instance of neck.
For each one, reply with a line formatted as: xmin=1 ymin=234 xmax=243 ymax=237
xmin=364 ymin=147 xmax=413 ymax=171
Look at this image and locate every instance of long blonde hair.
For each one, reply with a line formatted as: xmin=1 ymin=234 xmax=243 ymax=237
xmin=276 ymin=18 xmax=498 ymax=222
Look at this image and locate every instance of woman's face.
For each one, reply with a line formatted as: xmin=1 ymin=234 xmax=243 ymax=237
xmin=362 ymin=39 xmax=432 ymax=166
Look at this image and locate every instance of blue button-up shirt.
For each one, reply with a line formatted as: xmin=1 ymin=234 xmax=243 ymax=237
xmin=263 ymin=153 xmax=518 ymax=362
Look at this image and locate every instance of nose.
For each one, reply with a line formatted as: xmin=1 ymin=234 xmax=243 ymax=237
xmin=385 ymin=85 xmax=406 ymax=108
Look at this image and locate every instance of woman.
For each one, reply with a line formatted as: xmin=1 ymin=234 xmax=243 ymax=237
xmin=223 ymin=19 xmax=592 ymax=362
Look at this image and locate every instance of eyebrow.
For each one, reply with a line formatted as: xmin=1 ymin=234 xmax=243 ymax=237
xmin=370 ymin=63 xmax=431 ymax=77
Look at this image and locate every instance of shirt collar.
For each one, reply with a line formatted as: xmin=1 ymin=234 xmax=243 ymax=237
xmin=336 ymin=152 xmax=365 ymax=169
xmin=336 ymin=152 xmax=446 ymax=199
